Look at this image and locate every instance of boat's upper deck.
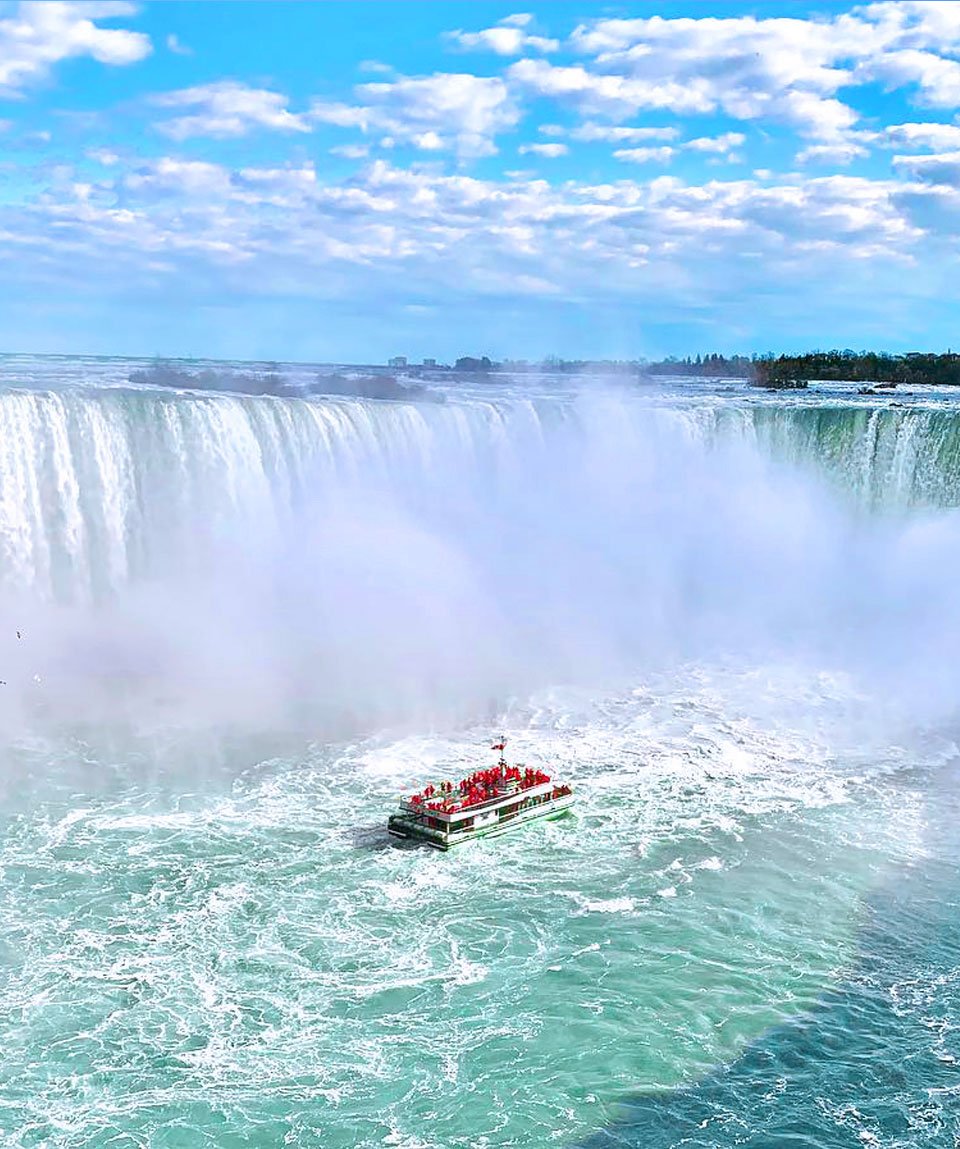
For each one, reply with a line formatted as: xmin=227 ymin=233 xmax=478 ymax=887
xmin=398 ymin=743 xmax=570 ymax=826
xmin=400 ymin=779 xmax=559 ymax=825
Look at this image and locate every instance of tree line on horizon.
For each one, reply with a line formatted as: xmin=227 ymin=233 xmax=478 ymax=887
xmin=468 ymin=353 xmax=755 ymax=376
xmin=750 ymin=349 xmax=960 ymax=388
xmin=469 ymin=349 xmax=960 ymax=387
xmin=127 ymin=350 xmax=960 ymax=396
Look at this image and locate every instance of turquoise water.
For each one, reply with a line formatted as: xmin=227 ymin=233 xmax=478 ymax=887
xmin=0 ymin=361 xmax=959 ymax=1146
xmin=2 ymin=670 xmax=954 ymax=1147
xmin=580 ymin=762 xmax=960 ymax=1149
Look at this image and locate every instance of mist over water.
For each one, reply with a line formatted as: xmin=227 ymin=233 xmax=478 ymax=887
xmin=1 ymin=361 xmax=959 ymax=1147
xmin=2 ymin=373 xmax=960 ymax=741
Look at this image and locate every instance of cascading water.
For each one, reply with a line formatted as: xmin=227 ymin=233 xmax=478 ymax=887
xmin=738 ymin=402 xmax=960 ymax=509
xmin=4 ymin=377 xmax=960 ymax=734
xmin=0 ymin=362 xmax=958 ymax=1148
xmin=7 ymin=385 xmax=960 ymax=610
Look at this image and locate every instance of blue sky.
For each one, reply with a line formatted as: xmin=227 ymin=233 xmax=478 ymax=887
xmin=3 ymin=1 xmax=960 ymax=361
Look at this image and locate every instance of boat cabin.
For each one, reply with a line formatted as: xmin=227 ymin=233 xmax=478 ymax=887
xmin=387 ymin=739 xmax=574 ymax=849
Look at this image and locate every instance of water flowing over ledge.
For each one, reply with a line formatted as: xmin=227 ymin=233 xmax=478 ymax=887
xmin=3 ymin=382 xmax=960 ymax=604
xmin=1 ymin=367 xmax=960 ymax=1148
xmin=2 ymin=377 xmax=960 ymax=737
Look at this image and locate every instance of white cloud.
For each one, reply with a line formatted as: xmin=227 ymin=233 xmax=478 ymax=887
xmin=685 ymin=132 xmax=745 ymax=154
xmin=508 ymin=59 xmax=716 ymax=118
xmin=881 ymin=122 xmax=960 ymax=150
xmin=9 ymin=3 xmax=960 ymax=373
xmin=856 ymin=2 xmax=960 ymax=52
xmin=613 ymin=146 xmax=675 ymax=164
xmin=152 ymin=81 xmax=310 ymax=140
xmin=610 ymin=133 xmax=743 ymax=164
xmin=447 ymin=14 xmax=558 ymax=56
xmin=893 ymin=150 xmax=960 ymax=185
xmin=308 ymin=101 xmax=368 ymax=129
xmin=497 ymin=4 xmax=960 ymax=153
xmin=861 ymin=49 xmax=960 ymax=106
xmin=2 ymin=150 xmax=947 ymax=349
xmin=571 ymin=123 xmax=679 ymax=143
xmin=518 ymin=142 xmax=568 ymax=158
xmin=558 ymin=14 xmax=863 ymax=136
xmin=312 ymin=73 xmax=519 ymax=158
xmin=330 ymin=143 xmax=370 ymax=160
xmin=86 ymin=147 xmax=120 ymax=166
xmin=0 ymin=0 xmax=151 ymax=97
xmin=798 ymin=121 xmax=960 ymax=164
xmin=124 ymin=156 xmax=232 ymax=197
xmin=165 ymin=32 xmax=191 ymax=56
xmin=412 ymin=130 xmax=443 ymax=151
xmin=358 ymin=60 xmax=394 ymax=76
xmin=13 ymin=156 xmax=927 ymax=283
xmin=8 ymin=3 xmax=960 ymax=336
xmin=778 ymin=90 xmax=858 ymax=138
xmin=796 ymin=140 xmax=870 ymax=164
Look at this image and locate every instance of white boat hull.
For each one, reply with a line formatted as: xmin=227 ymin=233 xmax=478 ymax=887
xmin=388 ymin=792 xmax=574 ymax=850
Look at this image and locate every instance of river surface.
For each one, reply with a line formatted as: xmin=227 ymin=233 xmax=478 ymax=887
xmin=0 ymin=357 xmax=958 ymax=1147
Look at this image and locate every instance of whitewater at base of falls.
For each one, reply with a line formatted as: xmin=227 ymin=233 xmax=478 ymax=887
xmin=2 ymin=663 xmax=957 ymax=1149
xmin=1 ymin=361 xmax=959 ymax=1148
xmin=4 ymin=370 xmax=960 ymax=738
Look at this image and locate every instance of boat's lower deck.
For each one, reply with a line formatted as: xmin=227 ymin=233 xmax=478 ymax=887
xmin=388 ymin=793 xmax=574 ymax=849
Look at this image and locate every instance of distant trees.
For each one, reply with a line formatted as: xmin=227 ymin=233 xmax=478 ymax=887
xmin=752 ymin=356 xmax=809 ymax=389
xmin=454 ymin=354 xmax=753 ymax=376
xmin=646 ymin=353 xmax=754 ymax=378
xmin=750 ymin=350 xmax=960 ymax=388
xmin=127 ymin=349 xmax=960 ymax=396
xmin=454 ymin=356 xmax=495 ymax=372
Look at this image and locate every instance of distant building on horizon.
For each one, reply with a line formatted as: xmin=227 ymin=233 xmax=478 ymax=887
xmin=422 ymin=358 xmax=437 ymax=368
xmin=388 ymin=355 xmax=407 ymax=368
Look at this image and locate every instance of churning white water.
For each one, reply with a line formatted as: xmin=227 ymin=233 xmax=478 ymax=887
xmin=1 ymin=360 xmax=960 ymax=1148
xmin=2 ymin=367 xmax=960 ymax=741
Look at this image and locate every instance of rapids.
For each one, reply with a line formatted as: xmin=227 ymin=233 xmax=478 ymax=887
xmin=0 ymin=357 xmax=958 ymax=1148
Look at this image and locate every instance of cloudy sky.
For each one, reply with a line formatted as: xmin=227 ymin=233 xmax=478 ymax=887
xmin=3 ymin=1 xmax=960 ymax=361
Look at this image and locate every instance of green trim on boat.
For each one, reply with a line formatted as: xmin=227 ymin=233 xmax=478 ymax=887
xmin=388 ymin=792 xmax=575 ymax=850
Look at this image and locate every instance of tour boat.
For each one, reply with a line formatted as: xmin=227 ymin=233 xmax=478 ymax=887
xmin=387 ymin=738 xmax=574 ymax=850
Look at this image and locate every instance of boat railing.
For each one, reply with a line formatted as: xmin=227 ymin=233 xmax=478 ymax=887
xmin=399 ymin=779 xmax=559 ymax=824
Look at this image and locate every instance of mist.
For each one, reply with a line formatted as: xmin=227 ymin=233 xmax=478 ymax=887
xmin=1 ymin=382 xmax=959 ymax=746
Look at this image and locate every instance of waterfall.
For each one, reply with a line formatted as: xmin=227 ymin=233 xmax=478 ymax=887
xmin=6 ymin=386 xmax=960 ymax=602
xmin=3 ymin=378 xmax=960 ymax=735
xmin=0 ymin=386 xmax=566 ymax=602
xmin=736 ymin=405 xmax=960 ymax=510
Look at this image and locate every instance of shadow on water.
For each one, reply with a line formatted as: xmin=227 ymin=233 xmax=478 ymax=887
xmin=349 ymin=822 xmax=401 ymax=851
xmin=347 ymin=822 xmax=439 ymax=853
xmin=574 ymin=861 xmax=960 ymax=1149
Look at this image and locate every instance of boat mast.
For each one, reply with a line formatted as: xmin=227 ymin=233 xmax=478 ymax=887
xmin=491 ymin=736 xmax=507 ymax=769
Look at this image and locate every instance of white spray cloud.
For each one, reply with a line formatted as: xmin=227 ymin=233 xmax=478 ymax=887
xmin=1 ymin=384 xmax=960 ymax=750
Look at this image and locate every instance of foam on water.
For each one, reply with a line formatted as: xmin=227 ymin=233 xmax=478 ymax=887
xmin=1 ymin=359 xmax=959 ymax=1146
xmin=2 ymin=659 xmax=951 ymax=1147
